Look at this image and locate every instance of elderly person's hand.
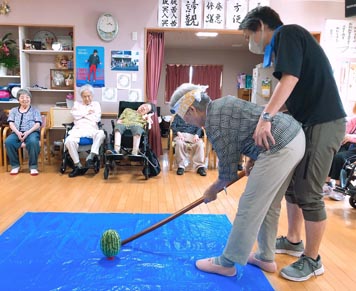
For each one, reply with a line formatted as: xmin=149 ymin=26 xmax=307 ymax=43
xmin=253 ymin=119 xmax=275 ymax=150
xmin=203 ymin=179 xmax=230 ymax=203
xmin=177 ymin=132 xmax=185 ymax=141
xmin=342 ymin=134 xmax=356 ymax=145
xmin=193 ymin=134 xmax=200 ymax=143
xmin=244 ymin=158 xmax=255 ymax=176
xmin=20 ymin=131 xmax=30 ymax=142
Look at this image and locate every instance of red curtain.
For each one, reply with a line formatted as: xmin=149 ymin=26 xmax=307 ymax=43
xmin=192 ymin=65 xmax=223 ymax=100
xmin=165 ymin=65 xmax=190 ymax=102
xmin=146 ymin=32 xmax=164 ymax=156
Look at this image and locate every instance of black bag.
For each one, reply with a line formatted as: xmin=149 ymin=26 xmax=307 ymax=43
xmin=144 ymin=148 xmax=161 ymax=177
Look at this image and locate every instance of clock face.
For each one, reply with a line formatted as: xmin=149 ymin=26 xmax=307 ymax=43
xmin=97 ymin=13 xmax=118 ymax=41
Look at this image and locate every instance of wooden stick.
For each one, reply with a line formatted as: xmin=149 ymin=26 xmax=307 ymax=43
xmin=121 ymin=170 xmax=246 ymax=246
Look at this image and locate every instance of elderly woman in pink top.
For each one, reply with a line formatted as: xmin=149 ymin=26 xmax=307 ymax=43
xmin=323 ymin=116 xmax=356 ymax=200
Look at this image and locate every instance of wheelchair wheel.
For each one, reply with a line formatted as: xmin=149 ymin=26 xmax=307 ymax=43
xmin=60 ymin=160 xmax=66 ymax=174
xmin=349 ymin=197 xmax=356 ymax=209
xmin=104 ymin=165 xmax=109 ymax=179
xmin=143 ymin=166 xmax=149 ymax=180
xmin=94 ymin=158 xmax=100 ymax=173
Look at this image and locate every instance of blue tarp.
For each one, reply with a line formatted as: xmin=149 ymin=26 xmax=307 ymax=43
xmin=0 ymin=212 xmax=274 ymax=291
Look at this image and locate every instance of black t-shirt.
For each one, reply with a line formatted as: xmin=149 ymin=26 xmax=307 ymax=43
xmin=273 ymin=24 xmax=346 ymax=126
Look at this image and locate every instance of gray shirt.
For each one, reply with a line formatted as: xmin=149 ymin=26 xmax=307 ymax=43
xmin=205 ymin=96 xmax=301 ymax=181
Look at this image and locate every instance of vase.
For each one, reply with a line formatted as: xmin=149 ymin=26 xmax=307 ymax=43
xmin=0 ymin=63 xmax=8 ymax=76
xmin=66 ymin=99 xmax=74 ymax=109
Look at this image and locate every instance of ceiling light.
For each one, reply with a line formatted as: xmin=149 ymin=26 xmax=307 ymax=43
xmin=195 ymin=32 xmax=218 ymax=38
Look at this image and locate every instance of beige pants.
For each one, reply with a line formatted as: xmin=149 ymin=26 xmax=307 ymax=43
xmin=174 ymin=132 xmax=205 ymax=171
xmin=223 ymin=129 xmax=305 ymax=265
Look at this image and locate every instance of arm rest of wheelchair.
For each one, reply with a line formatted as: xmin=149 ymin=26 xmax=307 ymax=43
xmin=62 ymin=122 xmax=74 ymax=129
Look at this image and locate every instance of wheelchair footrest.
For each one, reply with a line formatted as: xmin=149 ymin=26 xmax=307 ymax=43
xmin=106 ymin=154 xmax=124 ymax=161
xmin=128 ymin=154 xmax=144 ymax=162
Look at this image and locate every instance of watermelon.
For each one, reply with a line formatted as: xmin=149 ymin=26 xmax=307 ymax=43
xmin=100 ymin=229 xmax=121 ymax=258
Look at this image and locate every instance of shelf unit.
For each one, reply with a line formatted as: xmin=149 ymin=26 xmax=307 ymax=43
xmin=0 ymin=25 xmax=75 ymax=112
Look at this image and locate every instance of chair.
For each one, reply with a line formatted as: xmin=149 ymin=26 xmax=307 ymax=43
xmin=103 ymin=101 xmax=154 ymax=180
xmin=168 ymin=120 xmax=208 ymax=171
xmin=0 ymin=109 xmax=10 ymax=166
xmin=3 ymin=111 xmax=50 ymax=172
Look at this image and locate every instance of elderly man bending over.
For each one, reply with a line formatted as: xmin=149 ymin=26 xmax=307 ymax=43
xmin=64 ymin=84 xmax=105 ymax=178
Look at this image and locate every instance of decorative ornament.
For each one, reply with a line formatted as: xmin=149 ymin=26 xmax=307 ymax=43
xmin=55 ymin=54 xmax=70 ymax=69
xmin=0 ymin=1 xmax=10 ymax=15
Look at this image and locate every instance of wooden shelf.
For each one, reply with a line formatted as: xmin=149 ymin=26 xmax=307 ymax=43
xmin=29 ymin=88 xmax=74 ymax=93
xmin=0 ymin=75 xmax=20 ymax=78
xmin=0 ymin=100 xmax=19 ymax=104
xmin=22 ymin=49 xmax=73 ymax=55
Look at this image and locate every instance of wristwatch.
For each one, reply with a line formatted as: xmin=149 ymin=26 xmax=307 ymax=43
xmin=261 ymin=111 xmax=273 ymax=122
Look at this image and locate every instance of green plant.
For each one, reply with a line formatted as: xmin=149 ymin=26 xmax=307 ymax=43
xmin=0 ymin=32 xmax=18 ymax=69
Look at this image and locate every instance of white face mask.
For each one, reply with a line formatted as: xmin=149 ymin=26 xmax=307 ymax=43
xmin=248 ymin=26 xmax=265 ymax=55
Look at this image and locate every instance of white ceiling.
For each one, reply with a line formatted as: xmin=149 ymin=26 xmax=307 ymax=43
xmin=164 ymin=30 xmax=248 ymax=51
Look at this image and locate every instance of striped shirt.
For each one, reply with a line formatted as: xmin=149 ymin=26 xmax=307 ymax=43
xmin=205 ymin=96 xmax=302 ymax=181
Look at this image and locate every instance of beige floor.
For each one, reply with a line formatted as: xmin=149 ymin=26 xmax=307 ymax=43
xmin=0 ymin=147 xmax=356 ymax=290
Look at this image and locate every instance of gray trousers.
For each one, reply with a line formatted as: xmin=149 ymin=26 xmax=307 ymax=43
xmin=223 ymin=129 xmax=305 ymax=265
xmin=174 ymin=132 xmax=205 ymax=171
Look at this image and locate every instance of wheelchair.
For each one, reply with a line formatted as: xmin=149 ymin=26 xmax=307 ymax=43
xmin=337 ymin=154 xmax=356 ymax=208
xmin=59 ymin=122 xmax=106 ymax=175
xmin=103 ymin=101 xmax=155 ymax=180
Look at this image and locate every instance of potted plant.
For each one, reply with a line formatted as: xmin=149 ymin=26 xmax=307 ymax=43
xmin=0 ymin=32 xmax=19 ymax=75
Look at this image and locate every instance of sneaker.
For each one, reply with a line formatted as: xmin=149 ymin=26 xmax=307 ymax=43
xmin=197 ymin=167 xmax=207 ymax=176
xmin=247 ymin=252 xmax=277 ymax=273
xmin=276 ymin=236 xmax=304 ymax=257
xmin=195 ymin=257 xmax=236 ymax=277
xmin=177 ymin=167 xmax=184 ymax=175
xmin=10 ymin=167 xmax=20 ymax=175
xmin=30 ymin=169 xmax=39 ymax=176
xmin=280 ymin=254 xmax=324 ymax=282
xmin=329 ymin=189 xmax=345 ymax=201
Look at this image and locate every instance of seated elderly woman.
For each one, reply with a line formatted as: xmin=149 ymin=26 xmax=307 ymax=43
xmin=64 ymin=84 xmax=106 ymax=178
xmin=106 ymin=102 xmax=155 ymax=156
xmin=5 ymin=89 xmax=42 ymax=176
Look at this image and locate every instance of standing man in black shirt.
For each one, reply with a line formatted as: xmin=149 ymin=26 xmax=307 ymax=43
xmin=240 ymin=6 xmax=346 ymax=281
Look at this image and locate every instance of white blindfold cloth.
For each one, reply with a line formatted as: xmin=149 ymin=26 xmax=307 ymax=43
xmin=170 ymin=85 xmax=209 ymax=118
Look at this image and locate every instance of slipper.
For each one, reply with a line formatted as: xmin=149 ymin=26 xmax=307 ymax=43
xmin=30 ymin=169 xmax=39 ymax=176
xmin=10 ymin=167 xmax=20 ymax=175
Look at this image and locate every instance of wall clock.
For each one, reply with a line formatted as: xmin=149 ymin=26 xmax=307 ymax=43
xmin=96 ymin=13 xmax=119 ymax=42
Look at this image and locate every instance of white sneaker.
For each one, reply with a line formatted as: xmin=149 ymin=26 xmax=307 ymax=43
xmin=30 ymin=169 xmax=39 ymax=176
xmin=10 ymin=167 xmax=20 ymax=175
xmin=329 ymin=189 xmax=345 ymax=201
